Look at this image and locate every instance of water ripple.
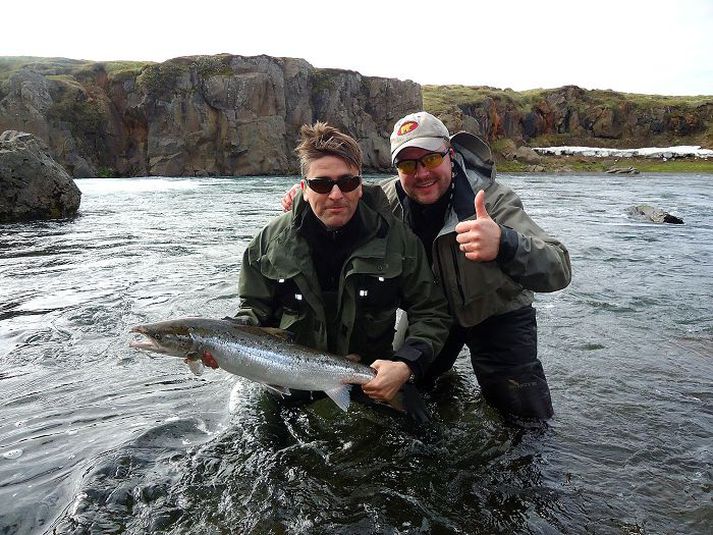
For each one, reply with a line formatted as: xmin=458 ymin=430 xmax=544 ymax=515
xmin=1 ymin=174 xmax=712 ymax=534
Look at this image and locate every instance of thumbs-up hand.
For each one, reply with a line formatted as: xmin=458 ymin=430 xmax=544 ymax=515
xmin=454 ymin=190 xmax=501 ymax=262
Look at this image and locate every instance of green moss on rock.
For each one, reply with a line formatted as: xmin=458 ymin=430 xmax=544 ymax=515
xmin=191 ymin=55 xmax=233 ymax=77
xmin=137 ymin=61 xmax=186 ymax=95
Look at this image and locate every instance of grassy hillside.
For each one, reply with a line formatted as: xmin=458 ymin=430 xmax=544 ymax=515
xmin=0 ymin=56 xmax=150 ymax=84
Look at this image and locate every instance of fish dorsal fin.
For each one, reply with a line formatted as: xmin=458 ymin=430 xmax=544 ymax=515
xmin=324 ymin=385 xmax=352 ymax=412
xmin=231 ymin=325 xmax=295 ymax=342
xmin=259 ymin=327 xmax=294 ymax=342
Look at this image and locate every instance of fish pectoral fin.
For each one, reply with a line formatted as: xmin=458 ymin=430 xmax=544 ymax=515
xmin=185 ymin=358 xmax=205 ymax=376
xmin=264 ymin=384 xmax=292 ymax=397
xmin=324 ymin=385 xmax=352 ymax=412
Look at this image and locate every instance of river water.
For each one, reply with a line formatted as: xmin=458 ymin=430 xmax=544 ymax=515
xmin=1 ymin=173 xmax=711 ymax=534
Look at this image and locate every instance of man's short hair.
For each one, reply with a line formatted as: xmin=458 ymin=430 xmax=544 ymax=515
xmin=295 ymin=122 xmax=363 ymax=176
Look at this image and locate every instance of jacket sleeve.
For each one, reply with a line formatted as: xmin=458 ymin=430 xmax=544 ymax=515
xmin=392 ymin=229 xmax=452 ymax=379
xmin=235 ymin=236 xmax=275 ymax=327
xmin=490 ymin=187 xmax=572 ymax=292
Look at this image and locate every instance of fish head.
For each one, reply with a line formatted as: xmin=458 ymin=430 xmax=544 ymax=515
xmin=129 ymin=319 xmax=198 ymax=358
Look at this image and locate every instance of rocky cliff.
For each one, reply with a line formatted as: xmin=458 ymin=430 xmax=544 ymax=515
xmin=0 ymin=56 xmax=420 ymax=177
xmin=1 ymin=56 xmax=711 ymax=178
xmin=424 ymin=85 xmax=713 ymax=150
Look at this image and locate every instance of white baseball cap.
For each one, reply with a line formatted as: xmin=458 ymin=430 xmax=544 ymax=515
xmin=390 ymin=111 xmax=450 ymax=163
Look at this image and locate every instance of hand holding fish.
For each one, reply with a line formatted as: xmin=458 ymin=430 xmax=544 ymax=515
xmin=362 ymin=360 xmax=412 ymax=402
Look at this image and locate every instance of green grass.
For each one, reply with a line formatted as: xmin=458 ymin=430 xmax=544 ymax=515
xmin=103 ymin=60 xmax=152 ymax=77
xmin=0 ymin=56 xmax=152 ymax=85
xmin=137 ymin=60 xmax=187 ymax=94
xmin=625 ymin=158 xmax=713 ymax=173
xmin=423 ymin=84 xmax=712 ymax=111
xmin=423 ymin=84 xmax=553 ymax=115
xmin=97 ymin=167 xmax=117 ymax=178
xmin=0 ymin=56 xmax=95 ymax=83
xmin=45 ymin=74 xmax=85 ymax=89
xmin=496 ymin=160 xmax=531 ymax=173
xmin=496 ymin=154 xmax=713 ymax=173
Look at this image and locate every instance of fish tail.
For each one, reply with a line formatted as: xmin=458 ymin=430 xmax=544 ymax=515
xmin=399 ymin=383 xmax=431 ymax=425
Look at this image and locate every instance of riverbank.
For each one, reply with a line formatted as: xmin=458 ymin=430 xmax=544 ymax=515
xmin=495 ymin=153 xmax=713 ymax=174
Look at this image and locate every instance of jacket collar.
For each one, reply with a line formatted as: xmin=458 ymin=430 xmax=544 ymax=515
xmin=450 ymin=130 xmax=496 ymax=189
xmin=260 ymin=184 xmax=393 ymax=279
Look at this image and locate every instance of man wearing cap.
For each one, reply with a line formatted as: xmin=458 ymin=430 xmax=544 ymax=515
xmin=384 ymin=111 xmax=571 ymax=420
xmin=238 ymin=122 xmax=451 ymax=411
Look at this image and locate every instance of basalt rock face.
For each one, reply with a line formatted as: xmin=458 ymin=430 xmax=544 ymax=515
xmin=0 ymin=130 xmax=81 ymax=222
xmin=2 ymin=56 xmax=711 ymax=177
xmin=0 ymin=55 xmax=420 ymax=177
xmin=427 ymin=85 xmax=713 ymax=148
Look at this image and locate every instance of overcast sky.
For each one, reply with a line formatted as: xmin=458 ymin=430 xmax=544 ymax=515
xmin=3 ymin=0 xmax=712 ymax=96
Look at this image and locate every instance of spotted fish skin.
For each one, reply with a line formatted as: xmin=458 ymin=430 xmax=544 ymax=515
xmin=129 ymin=317 xmax=376 ymax=411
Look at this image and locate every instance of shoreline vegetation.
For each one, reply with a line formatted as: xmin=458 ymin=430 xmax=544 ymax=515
xmin=1 ymin=55 xmax=712 ymax=177
xmin=495 ymin=154 xmax=713 ymax=174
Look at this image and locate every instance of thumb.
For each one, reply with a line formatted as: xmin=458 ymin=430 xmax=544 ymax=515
xmin=370 ymin=359 xmax=385 ymax=371
xmin=474 ymin=190 xmax=490 ymax=220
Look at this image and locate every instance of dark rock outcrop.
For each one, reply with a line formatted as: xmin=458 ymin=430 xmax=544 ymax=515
xmin=627 ymin=204 xmax=683 ymax=224
xmin=0 ymin=55 xmax=420 ymax=177
xmin=0 ymin=130 xmax=81 ymax=222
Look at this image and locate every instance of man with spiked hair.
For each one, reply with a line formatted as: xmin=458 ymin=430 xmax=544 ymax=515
xmin=236 ymin=122 xmax=451 ymax=409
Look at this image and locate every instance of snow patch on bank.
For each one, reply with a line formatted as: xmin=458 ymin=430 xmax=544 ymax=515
xmin=532 ymin=146 xmax=713 ymax=159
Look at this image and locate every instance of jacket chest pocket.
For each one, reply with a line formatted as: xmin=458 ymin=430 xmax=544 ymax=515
xmin=354 ymin=274 xmax=400 ymax=311
xmin=274 ymin=277 xmax=306 ymax=328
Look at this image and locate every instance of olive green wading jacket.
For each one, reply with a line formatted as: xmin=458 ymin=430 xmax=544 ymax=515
xmin=236 ymin=185 xmax=451 ymax=375
xmin=382 ymin=132 xmax=572 ymax=328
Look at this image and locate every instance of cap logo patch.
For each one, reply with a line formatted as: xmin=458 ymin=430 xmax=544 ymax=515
xmin=398 ymin=121 xmax=419 ymax=136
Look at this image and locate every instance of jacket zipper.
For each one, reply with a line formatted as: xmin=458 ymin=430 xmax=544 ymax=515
xmin=448 ymin=239 xmax=466 ymax=305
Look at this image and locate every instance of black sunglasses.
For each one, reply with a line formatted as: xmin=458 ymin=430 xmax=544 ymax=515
xmin=305 ymin=175 xmax=362 ymax=194
xmin=395 ymin=150 xmax=450 ymax=175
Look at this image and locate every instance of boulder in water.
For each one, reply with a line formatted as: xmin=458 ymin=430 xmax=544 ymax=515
xmin=607 ymin=166 xmax=640 ymax=174
xmin=627 ymin=204 xmax=683 ymax=224
xmin=0 ymin=130 xmax=81 ymax=223
xmin=513 ymin=146 xmax=543 ymax=165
